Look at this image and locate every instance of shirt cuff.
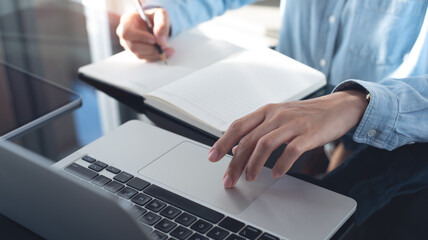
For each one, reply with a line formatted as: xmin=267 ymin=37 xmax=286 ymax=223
xmin=333 ymin=80 xmax=399 ymax=150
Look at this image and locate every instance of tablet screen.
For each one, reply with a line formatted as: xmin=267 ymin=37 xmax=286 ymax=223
xmin=0 ymin=62 xmax=81 ymax=139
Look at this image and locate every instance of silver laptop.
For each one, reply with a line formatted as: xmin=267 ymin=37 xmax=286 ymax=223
xmin=0 ymin=120 xmax=356 ymax=240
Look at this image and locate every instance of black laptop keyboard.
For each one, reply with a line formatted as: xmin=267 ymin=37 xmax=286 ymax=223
xmin=65 ymin=155 xmax=280 ymax=240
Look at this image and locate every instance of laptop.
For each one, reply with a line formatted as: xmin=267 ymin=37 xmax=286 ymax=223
xmin=0 ymin=120 xmax=356 ymax=240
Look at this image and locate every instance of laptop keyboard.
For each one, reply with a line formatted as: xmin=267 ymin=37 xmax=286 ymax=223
xmin=64 ymin=155 xmax=280 ymax=240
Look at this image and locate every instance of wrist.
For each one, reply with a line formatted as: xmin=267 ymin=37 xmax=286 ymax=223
xmin=324 ymin=90 xmax=369 ymax=131
xmin=342 ymin=90 xmax=369 ymax=122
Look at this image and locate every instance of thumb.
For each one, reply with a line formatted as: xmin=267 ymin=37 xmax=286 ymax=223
xmin=152 ymin=8 xmax=170 ymax=47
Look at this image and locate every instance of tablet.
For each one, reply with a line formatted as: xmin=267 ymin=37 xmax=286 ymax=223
xmin=0 ymin=61 xmax=82 ymax=140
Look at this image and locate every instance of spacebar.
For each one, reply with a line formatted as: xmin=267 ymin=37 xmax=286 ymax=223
xmin=144 ymin=185 xmax=225 ymax=224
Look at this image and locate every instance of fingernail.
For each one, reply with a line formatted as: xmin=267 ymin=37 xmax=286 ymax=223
xmin=165 ymin=50 xmax=173 ymax=58
xmin=272 ymin=170 xmax=282 ymax=178
xmin=223 ymin=175 xmax=233 ymax=188
xmin=232 ymin=146 xmax=237 ymax=155
xmin=208 ymin=148 xmax=218 ymax=162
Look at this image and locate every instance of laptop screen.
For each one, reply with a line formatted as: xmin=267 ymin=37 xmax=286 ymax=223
xmin=0 ymin=62 xmax=81 ymax=139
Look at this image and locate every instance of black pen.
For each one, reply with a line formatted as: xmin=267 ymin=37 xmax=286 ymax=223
xmin=134 ymin=0 xmax=167 ymax=64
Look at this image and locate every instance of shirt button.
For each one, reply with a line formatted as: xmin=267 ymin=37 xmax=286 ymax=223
xmin=368 ymin=129 xmax=377 ymax=137
xmin=329 ymin=15 xmax=336 ymax=24
xmin=320 ymin=58 xmax=326 ymax=67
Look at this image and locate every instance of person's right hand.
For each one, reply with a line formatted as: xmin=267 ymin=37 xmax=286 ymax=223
xmin=208 ymin=90 xmax=369 ymax=188
xmin=116 ymin=8 xmax=174 ymax=62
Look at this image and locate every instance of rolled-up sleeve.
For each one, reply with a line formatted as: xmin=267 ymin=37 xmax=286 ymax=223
xmin=333 ymin=76 xmax=428 ymax=150
xmin=144 ymin=0 xmax=256 ymax=37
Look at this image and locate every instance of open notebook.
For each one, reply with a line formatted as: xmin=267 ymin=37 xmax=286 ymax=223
xmin=79 ymin=29 xmax=326 ymax=137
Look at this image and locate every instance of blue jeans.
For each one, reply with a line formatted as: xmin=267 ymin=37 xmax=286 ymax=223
xmin=322 ymin=143 xmax=428 ymax=226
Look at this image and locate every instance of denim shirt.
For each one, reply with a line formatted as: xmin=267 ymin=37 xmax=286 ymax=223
xmin=145 ymin=0 xmax=428 ymax=150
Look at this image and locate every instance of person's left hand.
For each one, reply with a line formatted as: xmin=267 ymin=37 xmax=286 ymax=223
xmin=208 ymin=90 xmax=368 ymax=188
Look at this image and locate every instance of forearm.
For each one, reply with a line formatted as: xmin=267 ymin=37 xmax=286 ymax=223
xmin=144 ymin=0 xmax=256 ymax=36
xmin=334 ymin=75 xmax=428 ymax=150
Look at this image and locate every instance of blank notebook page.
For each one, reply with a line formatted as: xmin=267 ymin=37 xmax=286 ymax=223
xmin=147 ymin=48 xmax=325 ymax=132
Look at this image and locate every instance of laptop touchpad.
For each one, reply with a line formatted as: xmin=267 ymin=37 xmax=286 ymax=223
xmin=138 ymin=141 xmax=278 ymax=215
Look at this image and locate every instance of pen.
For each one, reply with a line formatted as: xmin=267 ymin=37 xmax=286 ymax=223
xmin=133 ymin=0 xmax=167 ymax=64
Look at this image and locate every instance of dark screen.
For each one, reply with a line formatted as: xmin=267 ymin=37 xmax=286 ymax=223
xmin=0 ymin=62 xmax=80 ymax=136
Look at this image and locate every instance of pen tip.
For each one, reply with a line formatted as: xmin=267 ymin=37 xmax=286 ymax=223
xmin=160 ymin=53 xmax=167 ymax=65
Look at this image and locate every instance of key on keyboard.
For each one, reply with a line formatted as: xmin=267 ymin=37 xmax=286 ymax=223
xmin=139 ymin=212 xmax=161 ymax=226
xmin=258 ymin=233 xmax=280 ymax=240
xmin=82 ymin=155 xmax=96 ymax=163
xmin=219 ymin=217 xmax=245 ymax=233
xmin=88 ymin=163 xmax=104 ymax=172
xmin=65 ymin=163 xmax=98 ymax=181
xmin=175 ymin=212 xmax=197 ymax=226
xmin=160 ymin=206 xmax=182 ymax=219
xmin=131 ymin=193 xmax=152 ymax=206
xmin=151 ymin=230 xmax=168 ymax=240
xmin=154 ymin=218 xmax=177 ymax=233
xmin=113 ymin=171 xmax=133 ymax=183
xmin=170 ymin=226 xmax=193 ymax=240
xmin=190 ymin=219 xmax=213 ymax=234
xmin=104 ymin=181 xmax=124 ymax=193
xmin=207 ymin=226 xmax=229 ymax=240
xmin=129 ymin=205 xmax=147 ymax=218
xmin=118 ymin=187 xmax=138 ymax=199
xmin=239 ymin=226 xmax=262 ymax=240
xmin=188 ymin=233 xmax=209 ymax=240
xmin=226 ymin=234 xmax=245 ymax=240
xmin=146 ymin=199 xmax=166 ymax=212
xmin=106 ymin=166 xmax=121 ymax=174
xmin=127 ymin=177 xmax=150 ymax=191
xmin=91 ymin=175 xmax=111 ymax=187
xmin=94 ymin=161 xmax=108 ymax=168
